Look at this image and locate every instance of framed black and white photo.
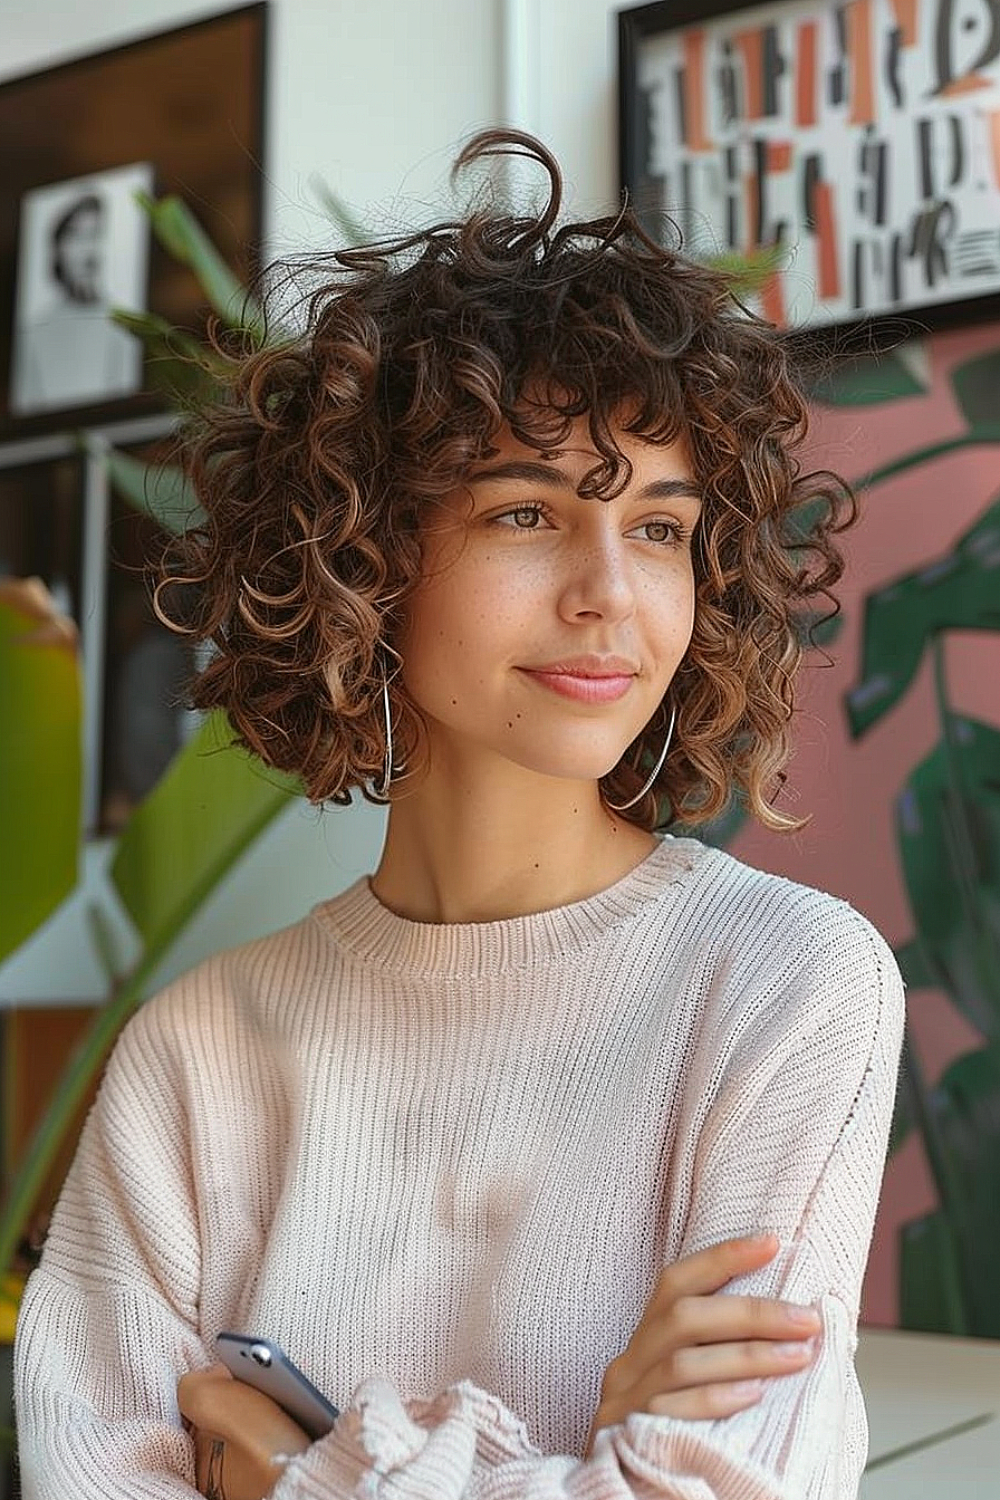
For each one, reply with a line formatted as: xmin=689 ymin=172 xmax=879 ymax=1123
xmin=619 ymin=0 xmax=1000 ymax=340
xmin=10 ymin=163 xmax=155 ymax=419
xmin=0 ymin=3 xmax=267 ymax=440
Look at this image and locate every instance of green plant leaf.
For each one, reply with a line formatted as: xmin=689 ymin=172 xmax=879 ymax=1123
xmin=894 ymin=716 xmax=1000 ymax=1040
xmin=949 ymin=348 xmax=1000 ymax=437
xmin=80 ymin=437 xmax=205 ymax=535
xmin=845 ymin=494 xmax=1000 ymax=737
xmin=1 ymin=1271 xmax=23 ymax=1342
xmin=110 ymin=711 xmax=301 ymax=956
xmin=308 ymin=173 xmax=374 ymax=249
xmin=899 ymin=1208 xmax=968 ymax=1333
xmin=704 ymin=242 xmax=790 ymax=296
xmin=804 ymin=339 xmax=931 ymax=407
xmin=107 ymin=307 xmax=228 ymax=404
xmin=86 ymin=901 xmax=125 ymax=988
xmin=0 ymin=586 xmax=81 ymax=965
xmin=135 ymin=191 xmax=268 ymax=345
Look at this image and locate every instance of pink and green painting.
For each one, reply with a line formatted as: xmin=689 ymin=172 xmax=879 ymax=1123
xmin=725 ymin=321 xmax=1000 ymax=1335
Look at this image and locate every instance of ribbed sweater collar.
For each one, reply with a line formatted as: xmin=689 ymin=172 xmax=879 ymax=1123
xmin=311 ymin=834 xmax=705 ymax=978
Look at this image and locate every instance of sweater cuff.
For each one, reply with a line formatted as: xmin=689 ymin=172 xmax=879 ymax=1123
xmin=271 ymin=1376 xmax=536 ymax=1499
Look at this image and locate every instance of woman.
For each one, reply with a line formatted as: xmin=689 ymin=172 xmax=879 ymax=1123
xmin=14 ymin=131 xmax=903 ymax=1499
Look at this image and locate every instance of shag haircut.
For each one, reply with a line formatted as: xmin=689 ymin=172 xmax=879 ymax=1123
xmin=158 ymin=129 xmax=856 ymax=832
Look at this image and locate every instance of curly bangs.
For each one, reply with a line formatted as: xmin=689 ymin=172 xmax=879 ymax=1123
xmin=158 ymin=128 xmax=857 ymax=832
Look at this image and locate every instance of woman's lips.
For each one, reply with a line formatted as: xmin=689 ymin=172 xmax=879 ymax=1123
xmin=518 ymin=669 xmax=634 ymax=703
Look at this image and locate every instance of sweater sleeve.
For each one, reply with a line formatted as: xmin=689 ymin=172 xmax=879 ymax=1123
xmin=268 ymin=902 xmax=905 ymax=1500
xmin=14 ymin=992 xmax=213 ymax=1498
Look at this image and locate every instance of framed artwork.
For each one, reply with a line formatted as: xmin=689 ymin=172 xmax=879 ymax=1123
xmin=619 ymin=0 xmax=1000 ymax=341
xmin=0 ymin=2 xmax=267 ymax=441
xmin=9 ymin=163 xmax=155 ymax=420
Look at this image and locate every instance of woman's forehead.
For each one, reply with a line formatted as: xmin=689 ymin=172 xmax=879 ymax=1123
xmin=470 ymin=413 xmax=698 ymax=491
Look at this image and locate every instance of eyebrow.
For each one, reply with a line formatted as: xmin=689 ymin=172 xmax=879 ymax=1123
xmin=466 ymin=459 xmax=703 ymax=504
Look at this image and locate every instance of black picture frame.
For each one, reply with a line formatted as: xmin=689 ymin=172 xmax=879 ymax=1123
xmin=618 ymin=0 xmax=1000 ymax=353
xmin=0 ymin=2 xmax=268 ymax=442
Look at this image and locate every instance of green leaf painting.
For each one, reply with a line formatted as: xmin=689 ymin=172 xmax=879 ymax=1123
xmin=839 ymin=335 xmax=1000 ymax=1337
xmin=845 ymin=495 xmax=1000 ymax=737
xmin=899 ymin=1209 xmax=968 ymax=1335
xmin=948 ymin=349 xmax=1000 ymax=439
xmin=804 ymin=339 xmax=931 ymax=408
xmin=894 ymin=717 xmax=1000 ymax=1041
xmin=899 ymin=1047 xmax=1000 ymax=1337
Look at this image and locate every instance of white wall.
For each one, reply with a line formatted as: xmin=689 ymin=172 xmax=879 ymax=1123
xmin=0 ymin=0 xmax=628 ymax=1004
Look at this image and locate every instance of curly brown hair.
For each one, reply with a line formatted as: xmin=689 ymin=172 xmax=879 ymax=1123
xmin=157 ymin=128 xmax=856 ymax=833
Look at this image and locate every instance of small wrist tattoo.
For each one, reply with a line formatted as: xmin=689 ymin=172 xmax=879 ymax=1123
xmin=205 ymin=1438 xmax=226 ymax=1500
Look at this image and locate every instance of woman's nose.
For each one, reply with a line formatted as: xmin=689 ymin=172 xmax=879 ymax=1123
xmin=556 ymin=537 xmax=636 ymax=622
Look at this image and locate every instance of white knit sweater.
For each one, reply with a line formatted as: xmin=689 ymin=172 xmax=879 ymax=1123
xmin=15 ymin=836 xmax=904 ymax=1498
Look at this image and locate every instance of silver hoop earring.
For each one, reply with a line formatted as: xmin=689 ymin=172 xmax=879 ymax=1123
xmin=604 ymin=701 xmax=676 ymax=813
xmin=373 ymin=673 xmax=393 ymax=799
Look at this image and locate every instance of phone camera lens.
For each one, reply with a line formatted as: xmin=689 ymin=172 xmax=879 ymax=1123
xmin=250 ymin=1344 xmax=272 ymax=1368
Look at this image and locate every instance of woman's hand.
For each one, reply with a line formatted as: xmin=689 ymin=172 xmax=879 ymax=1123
xmin=177 ymin=1364 xmax=312 ymax=1500
xmin=586 ymin=1234 xmax=822 ymax=1451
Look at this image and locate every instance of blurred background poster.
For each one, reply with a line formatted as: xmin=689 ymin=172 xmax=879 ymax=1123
xmin=9 ymin=163 xmax=153 ymax=417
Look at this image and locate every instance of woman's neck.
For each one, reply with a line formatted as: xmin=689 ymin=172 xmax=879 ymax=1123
xmin=370 ymin=766 xmax=658 ymax=924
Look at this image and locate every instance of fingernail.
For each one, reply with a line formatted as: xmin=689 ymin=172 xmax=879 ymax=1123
xmin=775 ymin=1340 xmax=813 ymax=1359
xmin=729 ymin=1380 xmax=763 ymax=1399
xmin=787 ymin=1304 xmax=821 ymax=1326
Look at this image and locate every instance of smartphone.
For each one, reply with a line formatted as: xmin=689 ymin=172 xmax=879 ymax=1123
xmin=215 ymin=1333 xmax=339 ymax=1440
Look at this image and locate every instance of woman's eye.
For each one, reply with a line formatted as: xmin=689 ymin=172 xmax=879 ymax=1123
xmin=633 ymin=520 xmax=680 ymax=544
xmin=496 ymin=505 xmax=546 ymax=530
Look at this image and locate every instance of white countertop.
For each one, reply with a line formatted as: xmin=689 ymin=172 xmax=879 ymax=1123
xmin=857 ymin=1327 xmax=1000 ymax=1496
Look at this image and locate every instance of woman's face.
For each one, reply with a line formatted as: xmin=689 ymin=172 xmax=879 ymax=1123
xmin=398 ymin=415 xmax=702 ymax=789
